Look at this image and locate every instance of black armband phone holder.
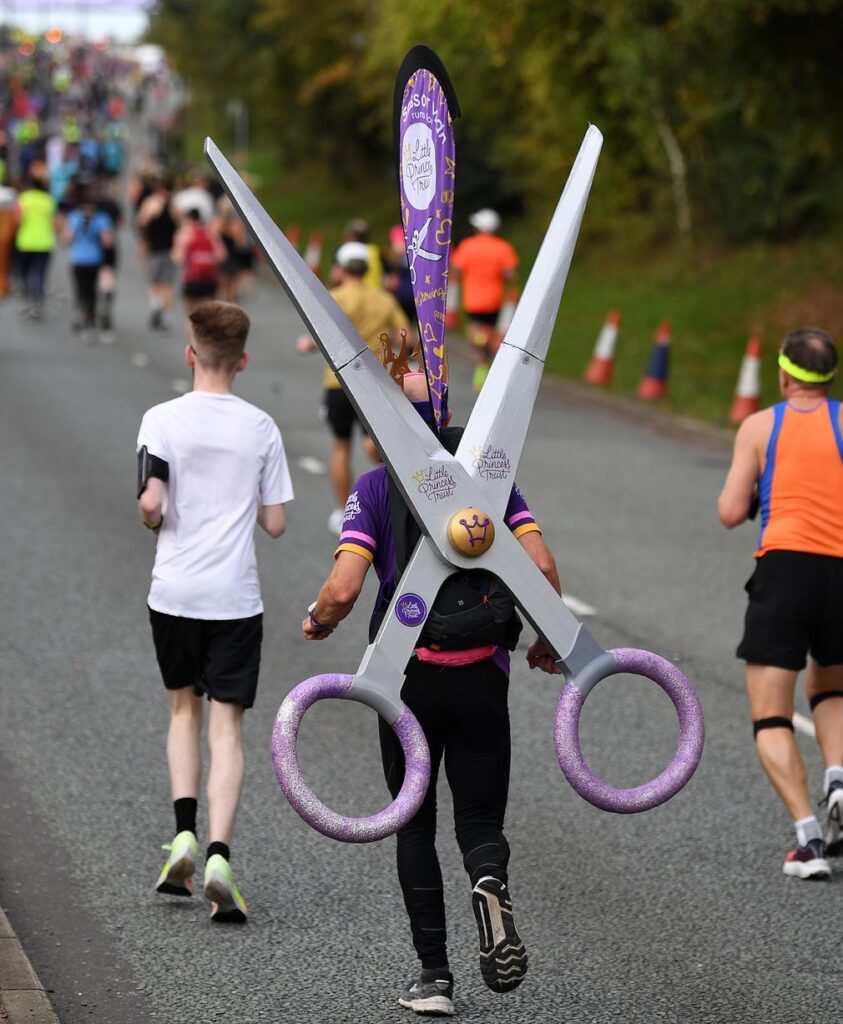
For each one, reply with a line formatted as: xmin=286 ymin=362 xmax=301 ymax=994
xmin=137 ymin=446 xmax=170 ymax=498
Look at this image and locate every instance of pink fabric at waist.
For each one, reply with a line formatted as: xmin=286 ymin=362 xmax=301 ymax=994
xmin=414 ymin=644 xmax=499 ymax=667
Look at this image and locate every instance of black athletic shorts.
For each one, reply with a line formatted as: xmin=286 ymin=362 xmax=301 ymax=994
xmin=737 ymin=551 xmax=843 ymax=671
xmin=148 ymin=608 xmax=263 ymax=708
xmin=322 ymin=388 xmax=358 ymax=440
xmin=182 ymin=280 xmax=218 ymax=300
xmin=467 ymin=310 xmax=500 ymax=327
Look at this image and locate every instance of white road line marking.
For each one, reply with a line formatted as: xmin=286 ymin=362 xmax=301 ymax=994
xmin=171 ymin=378 xmax=191 ymax=394
xmin=564 ymin=594 xmax=597 ymax=617
xmin=131 ymin=352 xmax=150 ymax=367
xmin=793 ymin=712 xmax=815 ymax=738
xmin=297 ymin=456 xmax=327 ymax=475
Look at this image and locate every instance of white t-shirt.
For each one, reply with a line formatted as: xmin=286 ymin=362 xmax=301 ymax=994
xmin=171 ymin=186 xmax=215 ymax=224
xmin=137 ymin=391 xmax=294 ymax=619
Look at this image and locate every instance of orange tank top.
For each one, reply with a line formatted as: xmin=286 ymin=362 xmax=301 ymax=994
xmin=756 ymin=399 xmax=843 ymax=558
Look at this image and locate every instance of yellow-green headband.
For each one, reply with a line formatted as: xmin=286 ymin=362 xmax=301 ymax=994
xmin=778 ymin=352 xmax=836 ymax=384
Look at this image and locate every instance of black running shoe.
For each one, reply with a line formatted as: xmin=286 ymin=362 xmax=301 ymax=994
xmin=783 ymin=837 xmax=831 ymax=879
xmin=471 ymin=876 xmax=528 ymax=993
xmin=823 ymin=780 xmax=843 ymax=856
xmin=398 ymin=969 xmax=454 ymax=1016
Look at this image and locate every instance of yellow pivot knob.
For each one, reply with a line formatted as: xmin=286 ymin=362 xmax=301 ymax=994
xmin=447 ymin=508 xmax=495 ymax=557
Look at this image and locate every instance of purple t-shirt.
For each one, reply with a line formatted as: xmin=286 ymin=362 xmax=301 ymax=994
xmin=335 ymin=465 xmax=541 ymax=676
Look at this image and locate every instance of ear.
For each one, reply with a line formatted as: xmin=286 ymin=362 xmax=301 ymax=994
xmin=235 ymin=351 xmax=249 ymax=373
xmin=185 ymin=344 xmax=194 ymax=369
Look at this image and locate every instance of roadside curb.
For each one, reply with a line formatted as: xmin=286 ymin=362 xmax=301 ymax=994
xmin=0 ymin=909 xmax=58 ymax=1024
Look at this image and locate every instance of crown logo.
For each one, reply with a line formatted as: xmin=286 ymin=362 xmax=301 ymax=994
xmin=380 ymin=329 xmax=416 ymax=388
xmin=460 ymin=513 xmax=492 ymax=548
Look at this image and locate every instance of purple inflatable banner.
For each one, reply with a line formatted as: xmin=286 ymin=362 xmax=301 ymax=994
xmin=394 ymin=47 xmax=460 ymax=430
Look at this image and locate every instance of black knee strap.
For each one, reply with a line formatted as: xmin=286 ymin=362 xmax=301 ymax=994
xmin=809 ymin=690 xmax=843 ymax=711
xmin=753 ymin=716 xmax=794 ymax=738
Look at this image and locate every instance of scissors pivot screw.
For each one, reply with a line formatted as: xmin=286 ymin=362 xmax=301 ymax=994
xmin=447 ymin=508 xmax=495 ymax=556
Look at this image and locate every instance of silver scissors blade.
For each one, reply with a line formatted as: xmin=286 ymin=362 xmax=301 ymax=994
xmin=456 ymin=126 xmax=603 ymax=513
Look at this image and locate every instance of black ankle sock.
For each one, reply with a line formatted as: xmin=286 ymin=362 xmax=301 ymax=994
xmin=207 ymin=841 xmax=230 ymax=862
xmin=174 ymin=797 xmax=197 ymax=836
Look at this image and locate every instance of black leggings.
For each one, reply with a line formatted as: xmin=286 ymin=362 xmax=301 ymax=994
xmin=72 ymin=264 xmax=100 ymax=327
xmin=378 ymin=658 xmax=511 ymax=969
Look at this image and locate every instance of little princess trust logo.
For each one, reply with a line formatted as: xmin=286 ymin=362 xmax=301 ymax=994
xmin=471 ymin=444 xmax=512 ymax=481
xmin=413 ymin=465 xmax=456 ymax=502
xmin=395 ymin=593 xmax=427 ymax=627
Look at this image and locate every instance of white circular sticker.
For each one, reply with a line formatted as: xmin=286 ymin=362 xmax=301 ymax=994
xmin=402 ymin=122 xmax=436 ymax=211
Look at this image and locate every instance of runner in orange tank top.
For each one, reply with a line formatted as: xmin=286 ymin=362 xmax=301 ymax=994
xmin=718 ymin=327 xmax=843 ymax=880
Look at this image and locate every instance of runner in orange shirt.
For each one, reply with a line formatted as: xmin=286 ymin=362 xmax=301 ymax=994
xmin=451 ymin=209 xmax=518 ymax=391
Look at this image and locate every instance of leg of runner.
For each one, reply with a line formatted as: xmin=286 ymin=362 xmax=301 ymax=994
xmin=747 ymin=664 xmax=830 ymax=879
xmin=329 ymin=437 xmax=352 ymax=534
xmin=156 ymin=687 xmax=202 ymax=897
xmin=806 ymin=660 xmax=843 ymax=854
xmin=204 ymin=700 xmax=248 ymax=922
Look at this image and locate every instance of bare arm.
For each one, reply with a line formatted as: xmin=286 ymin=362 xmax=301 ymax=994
xmin=518 ymin=530 xmax=563 ymax=674
xmin=718 ymin=413 xmax=768 ymax=528
xmin=138 ymin=477 xmax=164 ymax=529
xmin=258 ymin=502 xmax=286 ymax=538
xmin=302 ymin=550 xmax=370 ymax=639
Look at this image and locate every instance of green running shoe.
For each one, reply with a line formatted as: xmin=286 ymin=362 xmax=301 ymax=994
xmin=203 ymin=854 xmax=248 ymax=923
xmin=155 ymin=830 xmax=198 ymax=897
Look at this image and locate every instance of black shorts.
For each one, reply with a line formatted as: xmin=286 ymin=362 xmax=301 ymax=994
xmin=182 ymin=280 xmax=218 ymax=300
xmin=148 ymin=608 xmax=263 ymax=708
xmin=737 ymin=551 xmax=843 ymax=671
xmin=322 ymin=388 xmax=358 ymax=440
xmin=466 ymin=310 xmax=500 ymax=327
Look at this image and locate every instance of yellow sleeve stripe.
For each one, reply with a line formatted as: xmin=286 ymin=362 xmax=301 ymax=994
xmin=512 ymin=522 xmax=542 ymax=540
xmin=334 ymin=543 xmax=375 ymax=563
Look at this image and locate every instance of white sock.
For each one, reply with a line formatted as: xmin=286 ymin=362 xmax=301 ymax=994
xmin=795 ymin=815 xmax=822 ymax=847
xmin=823 ymin=766 xmax=843 ymax=793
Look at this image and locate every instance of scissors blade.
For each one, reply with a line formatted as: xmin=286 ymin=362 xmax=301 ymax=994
xmin=457 ymin=125 xmax=603 ymax=513
xmin=205 ymin=138 xmax=449 ymax=511
xmin=349 ymin=538 xmax=452 ymax=721
xmin=478 ymin=525 xmax=607 ymax=678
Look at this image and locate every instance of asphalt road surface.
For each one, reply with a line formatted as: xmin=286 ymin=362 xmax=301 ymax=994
xmin=0 ymin=227 xmax=834 ymax=1024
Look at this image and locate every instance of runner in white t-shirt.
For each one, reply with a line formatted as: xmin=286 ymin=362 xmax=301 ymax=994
xmin=137 ymin=301 xmax=293 ymax=923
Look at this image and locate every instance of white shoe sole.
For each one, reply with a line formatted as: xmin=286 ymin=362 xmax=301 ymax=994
xmin=398 ymin=994 xmax=454 ymax=1016
xmin=204 ymin=870 xmax=247 ymax=922
xmin=825 ymin=789 xmax=843 ymax=854
xmin=472 ymin=876 xmax=528 ymax=992
xmin=783 ymin=857 xmax=831 ymax=879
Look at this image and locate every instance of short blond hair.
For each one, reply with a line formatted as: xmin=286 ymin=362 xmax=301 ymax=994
xmin=189 ymin=301 xmax=250 ymax=371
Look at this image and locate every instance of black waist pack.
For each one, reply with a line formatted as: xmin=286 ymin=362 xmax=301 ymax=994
xmin=419 ymin=570 xmax=523 ymax=651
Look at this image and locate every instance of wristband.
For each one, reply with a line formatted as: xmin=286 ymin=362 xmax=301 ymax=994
xmin=308 ymin=602 xmax=334 ymax=633
xmin=143 ymin=516 xmax=163 ymax=532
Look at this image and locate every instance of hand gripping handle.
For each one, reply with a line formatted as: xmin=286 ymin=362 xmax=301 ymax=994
xmin=554 ymin=648 xmax=704 ymax=813
xmin=271 ymin=674 xmax=431 ymax=842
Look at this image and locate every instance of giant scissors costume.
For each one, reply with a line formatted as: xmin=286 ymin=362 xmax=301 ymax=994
xmin=205 ymin=47 xmax=704 ymax=844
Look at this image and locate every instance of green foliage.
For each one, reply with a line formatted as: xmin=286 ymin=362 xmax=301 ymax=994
xmin=148 ymin=0 xmax=843 ymax=244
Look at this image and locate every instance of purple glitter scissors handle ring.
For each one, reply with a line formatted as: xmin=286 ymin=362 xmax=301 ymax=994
xmin=271 ymin=673 xmax=431 ymax=842
xmin=554 ymin=647 xmax=704 ymax=813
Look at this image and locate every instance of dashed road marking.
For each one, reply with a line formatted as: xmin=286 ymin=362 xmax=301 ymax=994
xmin=171 ymin=378 xmax=191 ymax=394
xmin=564 ymin=594 xmax=597 ymax=617
xmin=131 ymin=352 xmax=150 ymax=367
xmin=793 ymin=712 xmax=815 ymax=738
xmin=297 ymin=456 xmax=327 ymax=475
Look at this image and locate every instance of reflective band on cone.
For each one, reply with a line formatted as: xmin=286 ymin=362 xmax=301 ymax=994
xmin=304 ymin=231 xmax=324 ymax=278
xmin=445 ymin=279 xmax=460 ymax=329
xmin=637 ymin=321 xmax=671 ymax=401
xmin=584 ymin=309 xmax=621 ymax=386
xmin=730 ymin=336 xmax=762 ymax=424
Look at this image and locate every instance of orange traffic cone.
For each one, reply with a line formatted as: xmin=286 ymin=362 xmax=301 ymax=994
xmin=637 ymin=321 xmax=672 ymax=400
xmin=496 ymin=288 xmax=519 ymax=341
xmin=584 ymin=309 xmax=621 ymax=386
xmin=304 ymin=230 xmax=324 ymax=278
xmin=446 ymin=279 xmax=460 ymax=330
xmin=730 ymin=336 xmax=762 ymax=424
xmin=286 ymin=223 xmax=301 ymax=251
